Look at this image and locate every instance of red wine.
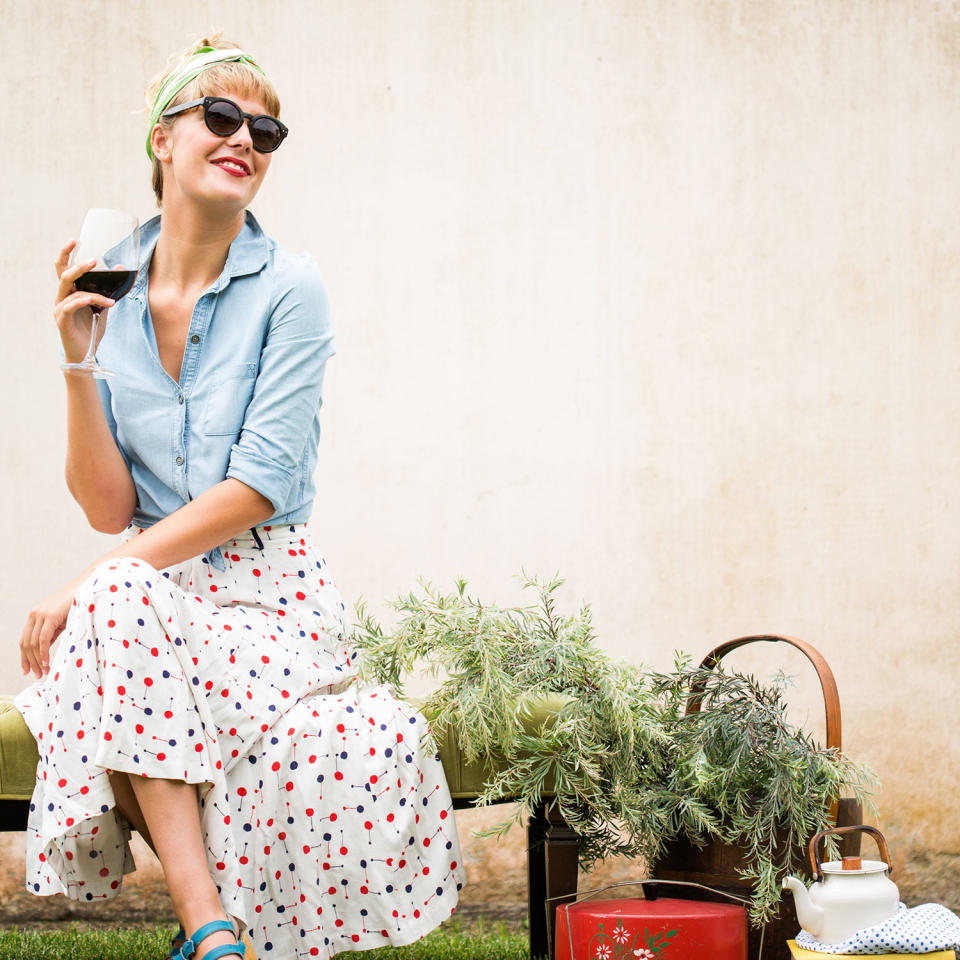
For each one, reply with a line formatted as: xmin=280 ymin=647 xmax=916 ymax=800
xmin=75 ymin=269 xmax=137 ymax=301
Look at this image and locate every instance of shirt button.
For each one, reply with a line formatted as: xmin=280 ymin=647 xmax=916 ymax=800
xmin=175 ymin=455 xmax=184 ymax=466
xmin=178 ymin=394 xmax=184 ymax=405
xmin=190 ymin=334 xmax=200 ymax=344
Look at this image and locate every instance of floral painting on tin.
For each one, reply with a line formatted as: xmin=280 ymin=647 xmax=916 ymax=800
xmin=588 ymin=920 xmax=678 ymax=959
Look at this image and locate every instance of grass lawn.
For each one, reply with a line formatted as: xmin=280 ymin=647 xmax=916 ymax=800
xmin=0 ymin=919 xmax=528 ymax=960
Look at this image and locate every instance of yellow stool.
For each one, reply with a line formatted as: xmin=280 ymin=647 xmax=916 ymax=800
xmin=788 ymin=941 xmax=955 ymax=960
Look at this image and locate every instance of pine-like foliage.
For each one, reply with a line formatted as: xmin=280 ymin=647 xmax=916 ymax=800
xmin=353 ymin=573 xmax=876 ymax=924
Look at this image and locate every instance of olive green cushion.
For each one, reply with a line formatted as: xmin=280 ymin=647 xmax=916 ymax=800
xmin=0 ymin=691 xmax=571 ymax=803
xmin=0 ymin=696 xmax=39 ymax=800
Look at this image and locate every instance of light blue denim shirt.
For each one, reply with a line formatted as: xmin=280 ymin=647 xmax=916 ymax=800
xmin=94 ymin=211 xmax=335 ymax=554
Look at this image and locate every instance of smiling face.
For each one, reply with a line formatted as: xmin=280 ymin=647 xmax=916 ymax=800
xmin=151 ymin=91 xmax=273 ymax=216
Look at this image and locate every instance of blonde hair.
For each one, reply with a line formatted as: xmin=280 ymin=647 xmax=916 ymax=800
xmin=145 ymin=32 xmax=281 ymax=206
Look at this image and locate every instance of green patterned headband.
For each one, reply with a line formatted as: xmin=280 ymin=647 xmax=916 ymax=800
xmin=146 ymin=46 xmax=266 ymax=160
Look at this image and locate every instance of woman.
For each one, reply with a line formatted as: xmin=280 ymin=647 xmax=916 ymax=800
xmin=15 ymin=35 xmax=464 ymax=960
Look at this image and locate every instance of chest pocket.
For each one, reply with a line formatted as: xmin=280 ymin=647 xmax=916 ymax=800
xmin=203 ymin=362 xmax=258 ymax=436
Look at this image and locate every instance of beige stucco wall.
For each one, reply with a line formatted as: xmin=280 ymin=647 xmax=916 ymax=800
xmin=1 ymin=0 xmax=958 ymax=916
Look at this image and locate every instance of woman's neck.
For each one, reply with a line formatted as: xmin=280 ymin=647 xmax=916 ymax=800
xmin=151 ymin=201 xmax=246 ymax=292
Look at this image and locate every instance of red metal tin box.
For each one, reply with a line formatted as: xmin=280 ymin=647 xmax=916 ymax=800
xmin=556 ymin=897 xmax=748 ymax=960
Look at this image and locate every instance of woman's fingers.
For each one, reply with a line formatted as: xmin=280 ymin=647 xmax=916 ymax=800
xmin=19 ymin=613 xmax=37 ymax=676
xmin=36 ymin=617 xmax=63 ymax=674
xmin=21 ymin=612 xmax=44 ymax=678
xmin=54 ymin=239 xmax=77 ymax=277
xmin=21 ymin=610 xmax=65 ymax=678
xmin=54 ymin=290 xmax=115 ymax=324
xmin=56 ymin=257 xmax=97 ymax=303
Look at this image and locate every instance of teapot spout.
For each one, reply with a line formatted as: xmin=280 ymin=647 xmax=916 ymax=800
xmin=782 ymin=876 xmax=824 ymax=938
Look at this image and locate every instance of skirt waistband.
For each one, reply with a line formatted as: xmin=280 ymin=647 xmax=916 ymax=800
xmin=127 ymin=523 xmax=312 ymax=571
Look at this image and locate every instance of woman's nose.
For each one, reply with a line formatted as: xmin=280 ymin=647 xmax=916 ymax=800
xmin=228 ymin=120 xmax=254 ymax=151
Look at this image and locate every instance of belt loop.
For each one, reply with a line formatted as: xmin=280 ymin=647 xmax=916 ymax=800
xmin=250 ymin=527 xmax=265 ymax=551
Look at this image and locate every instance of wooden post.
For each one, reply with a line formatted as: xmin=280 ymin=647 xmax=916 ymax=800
xmin=543 ymin=802 xmax=580 ymax=960
xmin=527 ymin=800 xmax=550 ymax=959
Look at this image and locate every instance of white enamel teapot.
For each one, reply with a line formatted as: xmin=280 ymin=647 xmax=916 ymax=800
xmin=782 ymin=825 xmax=900 ymax=945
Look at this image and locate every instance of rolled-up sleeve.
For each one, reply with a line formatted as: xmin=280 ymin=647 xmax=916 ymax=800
xmin=226 ymin=260 xmax=335 ymax=512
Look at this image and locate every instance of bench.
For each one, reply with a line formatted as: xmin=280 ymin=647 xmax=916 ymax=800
xmin=0 ymin=693 xmax=579 ymax=959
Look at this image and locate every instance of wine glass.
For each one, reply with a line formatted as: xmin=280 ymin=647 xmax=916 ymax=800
xmin=60 ymin=208 xmax=140 ymax=379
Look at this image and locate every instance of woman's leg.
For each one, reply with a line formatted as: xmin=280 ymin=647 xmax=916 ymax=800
xmin=126 ymin=776 xmax=238 ymax=960
xmin=108 ymin=771 xmax=158 ymax=854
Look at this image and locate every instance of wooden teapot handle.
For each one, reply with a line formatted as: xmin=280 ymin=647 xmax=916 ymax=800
xmin=809 ymin=825 xmax=892 ymax=882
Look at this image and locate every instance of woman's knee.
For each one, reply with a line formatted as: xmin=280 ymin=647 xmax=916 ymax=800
xmin=87 ymin=557 xmax=161 ymax=594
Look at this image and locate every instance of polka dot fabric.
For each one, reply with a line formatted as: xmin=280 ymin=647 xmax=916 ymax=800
xmin=795 ymin=903 xmax=960 ymax=954
xmin=14 ymin=525 xmax=465 ymax=958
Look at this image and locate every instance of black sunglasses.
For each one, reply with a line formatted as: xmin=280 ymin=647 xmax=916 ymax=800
xmin=161 ymin=96 xmax=289 ymax=153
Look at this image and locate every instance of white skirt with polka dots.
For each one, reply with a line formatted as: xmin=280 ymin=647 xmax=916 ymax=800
xmin=14 ymin=525 xmax=464 ymax=958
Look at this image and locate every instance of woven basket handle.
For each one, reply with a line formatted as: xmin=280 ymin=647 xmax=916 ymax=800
xmin=684 ymin=634 xmax=842 ymax=753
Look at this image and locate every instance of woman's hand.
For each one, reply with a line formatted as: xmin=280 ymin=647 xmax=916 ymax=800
xmin=20 ymin=581 xmax=79 ymax=679
xmin=55 ymin=240 xmax=116 ymax=364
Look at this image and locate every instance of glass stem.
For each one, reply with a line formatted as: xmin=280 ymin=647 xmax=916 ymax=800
xmin=83 ymin=308 xmax=102 ymax=365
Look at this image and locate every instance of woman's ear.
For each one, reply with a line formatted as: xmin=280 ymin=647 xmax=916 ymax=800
xmin=151 ymin=124 xmax=172 ymax=162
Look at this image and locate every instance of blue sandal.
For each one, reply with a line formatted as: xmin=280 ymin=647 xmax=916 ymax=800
xmin=174 ymin=920 xmax=244 ymax=960
xmin=166 ymin=927 xmax=186 ymax=960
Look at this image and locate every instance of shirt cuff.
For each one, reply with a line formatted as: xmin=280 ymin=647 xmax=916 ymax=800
xmin=226 ymin=447 xmax=296 ymax=514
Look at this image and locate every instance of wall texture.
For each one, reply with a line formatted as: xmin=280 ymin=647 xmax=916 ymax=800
xmin=1 ymin=0 xmax=957 ymax=917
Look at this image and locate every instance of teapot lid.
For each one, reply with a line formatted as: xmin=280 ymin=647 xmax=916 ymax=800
xmin=821 ymin=858 xmax=890 ymax=876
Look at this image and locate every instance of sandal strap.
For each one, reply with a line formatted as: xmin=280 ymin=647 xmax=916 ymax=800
xmin=179 ymin=920 xmax=238 ymax=958
xmin=198 ymin=946 xmax=244 ymax=960
xmin=166 ymin=928 xmax=186 ymax=960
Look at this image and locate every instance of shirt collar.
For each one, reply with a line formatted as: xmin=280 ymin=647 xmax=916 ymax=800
xmin=130 ymin=210 xmax=269 ymax=295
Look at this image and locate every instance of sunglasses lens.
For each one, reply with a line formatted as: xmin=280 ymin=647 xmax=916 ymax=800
xmin=249 ymin=117 xmax=285 ymax=153
xmin=205 ymin=99 xmax=242 ymax=137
